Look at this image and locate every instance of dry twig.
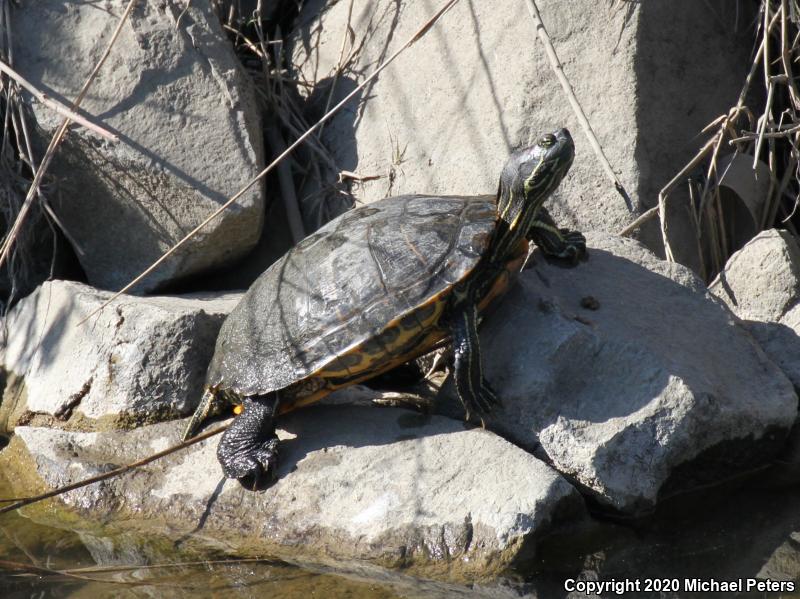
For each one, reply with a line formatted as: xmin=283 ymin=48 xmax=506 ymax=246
xmin=79 ymin=0 xmax=465 ymax=325
xmin=0 ymin=425 xmax=226 ymax=515
xmin=0 ymin=59 xmax=117 ymax=141
xmin=524 ymin=0 xmax=633 ymax=211
xmin=0 ymin=0 xmax=139 ymax=274
xmin=618 ymin=2 xmax=800 ymax=279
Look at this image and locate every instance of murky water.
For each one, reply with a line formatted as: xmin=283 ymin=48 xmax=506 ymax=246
xmin=2 ymin=460 xmax=800 ymax=598
xmin=0 ymin=502 xmax=404 ymax=599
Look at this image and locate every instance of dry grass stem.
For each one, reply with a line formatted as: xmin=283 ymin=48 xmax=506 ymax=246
xmin=79 ymin=0 xmax=465 ymax=325
xmin=0 ymin=59 xmax=117 ymax=141
xmin=0 ymin=425 xmax=227 ymax=515
xmin=619 ymin=1 xmax=800 ymax=280
xmin=0 ymin=558 xmax=137 ymax=585
xmin=0 ymin=0 xmax=138 ymax=275
xmin=524 ymin=0 xmax=632 ymax=211
xmin=317 ymin=0 xmax=355 ymax=142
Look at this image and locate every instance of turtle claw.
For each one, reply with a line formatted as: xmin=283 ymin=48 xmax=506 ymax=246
xmin=238 ymin=438 xmax=280 ymax=491
xmin=461 ymin=380 xmax=500 ymax=424
xmin=220 ymin=435 xmax=279 ymax=487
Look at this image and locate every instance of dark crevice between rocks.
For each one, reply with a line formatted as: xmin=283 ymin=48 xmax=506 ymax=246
xmin=657 ymin=425 xmax=792 ymax=506
xmin=0 ymin=93 xmax=87 ymax=312
xmin=632 ymin=0 xmax=758 ymax=274
xmin=507 ymin=484 xmax=590 ymax=579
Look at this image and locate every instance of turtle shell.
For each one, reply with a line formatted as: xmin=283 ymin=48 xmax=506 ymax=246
xmin=207 ymin=194 xmax=498 ymax=398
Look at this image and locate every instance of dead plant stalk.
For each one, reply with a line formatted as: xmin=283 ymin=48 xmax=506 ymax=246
xmin=0 ymin=0 xmax=138 ymax=274
xmin=79 ymin=0 xmax=465 ymax=325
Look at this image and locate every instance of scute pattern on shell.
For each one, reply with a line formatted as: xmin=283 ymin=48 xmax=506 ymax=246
xmin=207 ymin=194 xmax=498 ymax=396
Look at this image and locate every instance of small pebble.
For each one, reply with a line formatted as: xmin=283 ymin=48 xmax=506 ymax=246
xmin=580 ymin=296 xmax=600 ymax=310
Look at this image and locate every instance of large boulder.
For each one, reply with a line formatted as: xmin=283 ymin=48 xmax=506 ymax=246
xmin=12 ymin=1 xmax=265 ymax=292
xmin=0 ymin=280 xmax=239 ymax=432
xmin=1 ymin=408 xmax=585 ymax=583
xmin=709 ymin=229 xmax=800 ymax=390
xmin=438 ymin=232 xmax=798 ymax=514
xmin=289 ymin=0 xmax=754 ymax=268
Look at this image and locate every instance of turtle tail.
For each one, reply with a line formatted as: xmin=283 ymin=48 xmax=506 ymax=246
xmin=182 ymin=386 xmax=226 ymax=441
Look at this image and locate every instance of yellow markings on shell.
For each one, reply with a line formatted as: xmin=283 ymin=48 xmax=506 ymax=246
xmin=279 ymin=323 xmax=449 ymax=415
xmin=276 ymin=249 xmax=527 ymax=417
xmin=317 ymin=300 xmax=447 ymax=379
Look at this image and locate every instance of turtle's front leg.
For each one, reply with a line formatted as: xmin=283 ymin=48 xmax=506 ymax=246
xmin=450 ymin=303 xmax=499 ymax=422
xmin=217 ymin=393 xmax=280 ymax=488
xmin=527 ymin=206 xmax=586 ymax=263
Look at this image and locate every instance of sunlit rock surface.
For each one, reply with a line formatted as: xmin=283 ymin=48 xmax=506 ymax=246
xmin=710 ymin=229 xmax=800 ymax=390
xmin=12 ymin=0 xmax=265 ymax=292
xmin=290 ymin=0 xmax=755 ymax=269
xmin=0 ymin=280 xmax=240 ymax=432
xmin=1 ymin=407 xmax=585 ymax=582
xmin=439 ymin=232 xmax=798 ymax=514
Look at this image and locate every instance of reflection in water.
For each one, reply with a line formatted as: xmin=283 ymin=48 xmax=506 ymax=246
xmin=0 ymin=512 xmax=403 ymax=599
xmin=1 ymin=463 xmax=800 ymax=597
xmin=531 ymin=462 xmax=800 ymax=599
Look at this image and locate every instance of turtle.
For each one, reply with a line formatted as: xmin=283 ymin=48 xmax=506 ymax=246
xmin=183 ymin=127 xmax=586 ymax=486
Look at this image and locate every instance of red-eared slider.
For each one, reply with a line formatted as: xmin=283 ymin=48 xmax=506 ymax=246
xmin=184 ymin=128 xmax=586 ymax=485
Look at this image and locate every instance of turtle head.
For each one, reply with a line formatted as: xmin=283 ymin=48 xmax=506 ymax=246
xmin=496 ymin=128 xmax=574 ymax=236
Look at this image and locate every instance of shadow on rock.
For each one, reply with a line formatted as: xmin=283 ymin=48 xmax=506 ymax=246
xmin=438 ymin=233 xmax=797 ymax=515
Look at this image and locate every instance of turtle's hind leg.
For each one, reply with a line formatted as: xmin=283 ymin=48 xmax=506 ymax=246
xmin=217 ymin=393 xmax=280 ymax=489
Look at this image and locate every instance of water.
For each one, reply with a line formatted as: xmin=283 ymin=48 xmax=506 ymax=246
xmin=2 ymin=461 xmax=800 ymax=598
xmin=0 ymin=505 xmax=404 ymax=599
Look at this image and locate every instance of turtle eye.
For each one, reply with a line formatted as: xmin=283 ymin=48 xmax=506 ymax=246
xmin=540 ymin=133 xmax=557 ymax=148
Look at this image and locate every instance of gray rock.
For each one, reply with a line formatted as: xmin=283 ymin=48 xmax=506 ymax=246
xmin=758 ymin=531 xmax=800 ymax=582
xmin=740 ymin=320 xmax=800 ymax=393
xmin=0 ymin=280 xmax=240 ymax=431
xmin=2 ymin=407 xmax=585 ymax=582
xmin=289 ymin=0 xmax=754 ymax=268
xmin=12 ymin=1 xmax=265 ymax=292
xmin=709 ymin=229 xmax=800 ymax=390
xmin=439 ymin=232 xmax=798 ymax=513
xmin=710 ymin=229 xmax=800 ymax=322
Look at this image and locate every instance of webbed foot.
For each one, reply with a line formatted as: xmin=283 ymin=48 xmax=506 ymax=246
xmin=460 ymin=379 xmax=500 ymax=426
xmin=223 ymin=437 xmax=279 ymax=490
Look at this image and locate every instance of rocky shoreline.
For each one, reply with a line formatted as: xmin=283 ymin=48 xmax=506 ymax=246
xmin=2 ymin=0 xmax=799 ymax=593
xmin=3 ymin=232 xmax=800 ymax=584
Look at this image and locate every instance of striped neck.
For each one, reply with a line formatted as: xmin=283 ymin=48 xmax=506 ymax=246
xmin=487 ymin=130 xmax=574 ymax=264
xmin=489 ymin=178 xmax=546 ymax=262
